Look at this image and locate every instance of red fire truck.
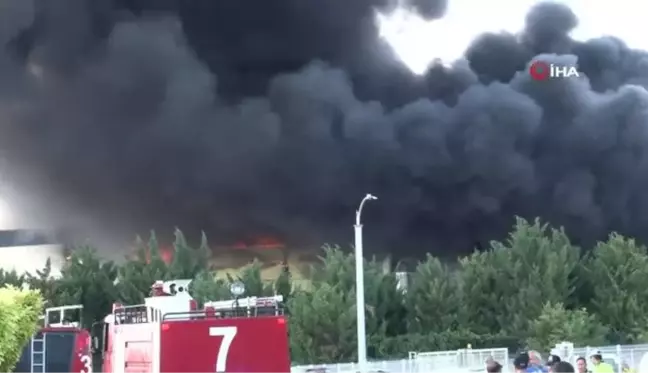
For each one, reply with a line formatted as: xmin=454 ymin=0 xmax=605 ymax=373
xmin=13 ymin=304 xmax=93 ymax=373
xmin=13 ymin=279 xmax=290 ymax=373
xmin=99 ymin=279 xmax=291 ymax=372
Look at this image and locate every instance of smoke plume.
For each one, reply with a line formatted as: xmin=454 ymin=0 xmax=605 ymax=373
xmin=1 ymin=0 xmax=647 ymax=258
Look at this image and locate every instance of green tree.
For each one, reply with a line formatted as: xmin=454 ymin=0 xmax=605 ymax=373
xmin=459 ymin=217 xmax=580 ymax=341
xmin=234 ymin=260 xmax=274 ymax=297
xmin=288 ymin=284 xmax=356 ymax=364
xmin=290 ymin=246 xmax=405 ymax=362
xmin=274 ymin=264 xmax=292 ymax=300
xmin=405 ymin=254 xmax=465 ymax=333
xmin=57 ymin=246 xmax=118 ymax=327
xmin=117 ymin=232 xmax=169 ymax=304
xmin=168 ymin=229 xmax=211 ymax=279
xmin=581 ymin=233 xmax=648 ymax=343
xmin=190 ymin=271 xmax=230 ymax=306
xmin=0 ymin=269 xmax=26 ymax=287
xmin=310 ymin=245 xmax=355 ymax=289
xmin=26 ymin=258 xmax=60 ymax=306
xmin=362 ymin=256 xmax=407 ymax=341
xmin=0 ymin=286 xmax=43 ymax=371
xmin=526 ymin=302 xmax=607 ymax=351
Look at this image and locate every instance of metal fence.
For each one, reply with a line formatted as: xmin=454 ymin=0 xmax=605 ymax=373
xmin=292 ymin=343 xmax=648 ymax=373
xmin=291 ymin=358 xmax=414 ymax=373
xmin=291 ymin=347 xmax=508 ymax=373
xmin=553 ymin=343 xmax=648 ymax=372
xmin=409 ymin=348 xmax=509 ymax=373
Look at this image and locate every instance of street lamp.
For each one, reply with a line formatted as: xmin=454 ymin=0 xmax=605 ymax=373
xmin=354 ymin=193 xmax=377 ymax=373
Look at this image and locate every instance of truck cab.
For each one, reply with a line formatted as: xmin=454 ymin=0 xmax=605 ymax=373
xmin=13 ymin=305 xmax=92 ymax=373
xmin=100 ymin=279 xmax=291 ymax=373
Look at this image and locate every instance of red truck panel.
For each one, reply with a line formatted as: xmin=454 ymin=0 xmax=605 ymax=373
xmin=159 ymin=316 xmax=290 ymax=372
xmin=125 ymin=340 xmax=154 ymax=373
xmin=106 ymin=323 xmax=157 ymax=373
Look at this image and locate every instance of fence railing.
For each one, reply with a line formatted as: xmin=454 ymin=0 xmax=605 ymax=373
xmin=554 ymin=343 xmax=648 ymax=373
xmin=292 ymin=358 xmax=414 ymax=373
xmin=292 ymin=343 xmax=648 ymax=373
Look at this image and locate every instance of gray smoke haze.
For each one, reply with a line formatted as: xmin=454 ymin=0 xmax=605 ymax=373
xmin=1 ymin=0 xmax=648 ymax=258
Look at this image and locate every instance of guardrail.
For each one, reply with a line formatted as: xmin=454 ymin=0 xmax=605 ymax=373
xmin=292 ymin=343 xmax=648 ymax=373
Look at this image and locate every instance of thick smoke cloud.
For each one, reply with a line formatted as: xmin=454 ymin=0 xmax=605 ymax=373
xmin=1 ymin=0 xmax=648 ymax=258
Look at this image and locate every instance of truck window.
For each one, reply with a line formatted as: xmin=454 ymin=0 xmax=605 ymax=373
xmin=45 ymin=332 xmax=75 ymax=372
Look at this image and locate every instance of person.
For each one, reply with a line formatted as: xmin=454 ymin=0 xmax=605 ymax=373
xmin=487 ymin=360 xmax=503 ymax=373
xmin=528 ymin=351 xmax=548 ymax=373
xmin=576 ymin=357 xmax=591 ymax=373
xmin=513 ymin=351 xmax=547 ymax=373
xmin=515 ymin=352 xmax=532 ymax=373
xmin=553 ymin=362 xmax=576 ymax=373
xmin=590 ymin=352 xmax=614 ymax=373
xmin=622 ymin=362 xmax=635 ymax=373
xmin=546 ymin=355 xmax=562 ymax=372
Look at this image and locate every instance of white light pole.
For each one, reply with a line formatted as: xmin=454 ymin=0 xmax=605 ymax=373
xmin=355 ymin=193 xmax=377 ymax=373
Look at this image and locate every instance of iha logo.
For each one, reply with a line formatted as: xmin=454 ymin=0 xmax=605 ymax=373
xmin=529 ymin=61 xmax=580 ymax=81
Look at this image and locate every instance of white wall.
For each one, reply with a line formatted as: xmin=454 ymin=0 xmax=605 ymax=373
xmin=0 ymin=243 xmax=65 ymax=277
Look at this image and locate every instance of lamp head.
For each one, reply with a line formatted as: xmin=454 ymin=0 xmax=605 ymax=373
xmin=366 ymin=194 xmax=378 ymax=200
xmin=230 ymin=281 xmax=245 ymax=297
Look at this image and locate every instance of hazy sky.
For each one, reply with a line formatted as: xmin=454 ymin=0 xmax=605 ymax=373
xmin=377 ymin=0 xmax=646 ymax=74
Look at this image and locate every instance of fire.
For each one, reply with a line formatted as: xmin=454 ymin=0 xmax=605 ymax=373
xmin=159 ymin=247 xmax=173 ymax=264
xmin=231 ymin=236 xmax=285 ymax=250
xmin=136 ymin=245 xmax=173 ymax=264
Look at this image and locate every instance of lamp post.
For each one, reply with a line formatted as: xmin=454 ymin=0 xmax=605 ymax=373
xmin=354 ymin=193 xmax=377 ymax=373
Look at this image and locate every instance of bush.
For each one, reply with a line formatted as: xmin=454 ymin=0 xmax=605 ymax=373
xmin=0 ymin=286 xmax=43 ymax=371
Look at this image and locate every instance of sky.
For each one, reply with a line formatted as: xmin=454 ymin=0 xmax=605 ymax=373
xmin=377 ymin=0 xmax=647 ymax=75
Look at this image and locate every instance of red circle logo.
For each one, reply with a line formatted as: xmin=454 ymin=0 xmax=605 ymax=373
xmin=529 ymin=61 xmax=550 ymax=81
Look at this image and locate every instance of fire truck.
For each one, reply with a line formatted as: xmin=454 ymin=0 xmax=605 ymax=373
xmin=15 ymin=280 xmax=290 ymax=373
xmin=98 ymin=279 xmax=291 ymax=372
xmin=13 ymin=304 xmax=92 ymax=373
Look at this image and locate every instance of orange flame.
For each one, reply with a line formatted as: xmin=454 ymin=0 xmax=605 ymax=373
xmin=139 ymin=245 xmax=173 ymax=264
xmin=230 ymin=236 xmax=285 ymax=250
xmin=160 ymin=247 xmax=173 ymax=264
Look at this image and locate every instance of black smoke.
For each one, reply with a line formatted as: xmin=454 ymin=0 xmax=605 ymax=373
xmin=1 ymin=0 xmax=648 ymax=258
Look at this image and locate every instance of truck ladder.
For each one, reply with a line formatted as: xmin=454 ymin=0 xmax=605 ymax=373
xmin=30 ymin=333 xmax=45 ymax=373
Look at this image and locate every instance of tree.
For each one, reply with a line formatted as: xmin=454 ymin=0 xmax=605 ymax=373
xmin=190 ymin=271 xmax=230 ymax=306
xmin=0 ymin=286 xmax=43 ymax=371
xmin=405 ymin=254 xmax=465 ymax=333
xmin=289 ymin=246 xmax=406 ymax=362
xmin=459 ymin=217 xmax=580 ymax=341
xmin=288 ymin=284 xmax=356 ymax=364
xmin=0 ymin=269 xmax=26 ymax=288
xmin=117 ymin=232 xmax=170 ymax=304
xmin=581 ymin=233 xmax=648 ymax=343
xmin=526 ymin=302 xmax=607 ymax=351
xmin=118 ymin=229 xmax=212 ymax=304
xmin=361 ymin=256 xmax=407 ymax=341
xmin=168 ymin=229 xmax=211 ymax=279
xmin=310 ymin=245 xmax=355 ymax=291
xmin=234 ymin=260 xmax=274 ymax=297
xmin=57 ymin=245 xmax=118 ymax=327
xmin=274 ymin=263 xmax=292 ymax=300
xmin=26 ymin=259 xmax=60 ymax=306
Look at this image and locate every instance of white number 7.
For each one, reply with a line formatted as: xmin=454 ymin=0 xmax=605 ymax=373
xmin=209 ymin=326 xmax=238 ymax=372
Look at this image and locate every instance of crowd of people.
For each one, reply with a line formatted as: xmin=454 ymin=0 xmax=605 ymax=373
xmin=485 ymin=350 xmax=630 ymax=373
